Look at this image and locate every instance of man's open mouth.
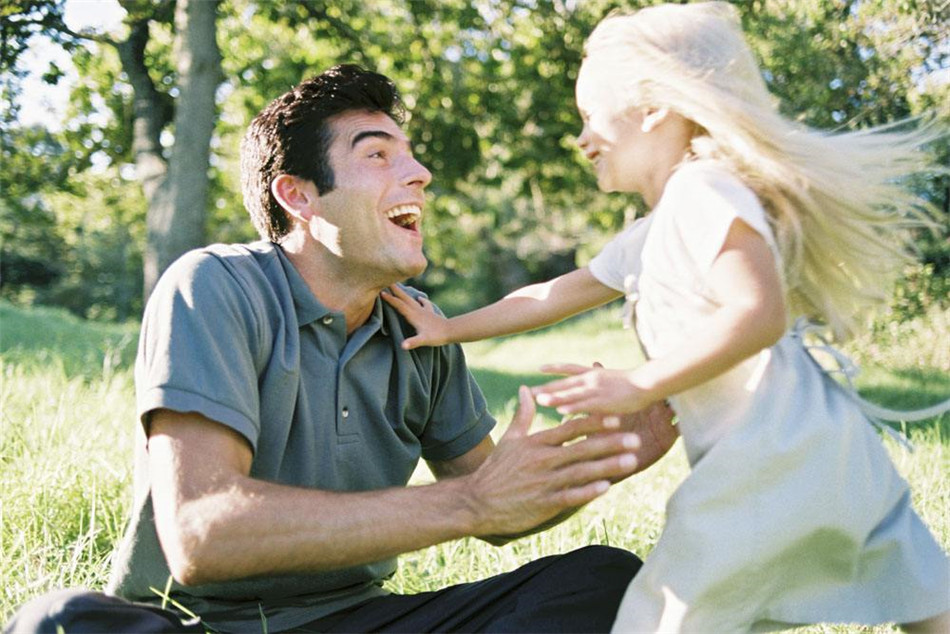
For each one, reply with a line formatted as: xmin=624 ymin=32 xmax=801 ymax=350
xmin=385 ymin=204 xmax=422 ymax=232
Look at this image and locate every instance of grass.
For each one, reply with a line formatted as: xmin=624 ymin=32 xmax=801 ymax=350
xmin=1 ymin=303 xmax=139 ymax=618
xmin=1 ymin=299 xmax=947 ymax=632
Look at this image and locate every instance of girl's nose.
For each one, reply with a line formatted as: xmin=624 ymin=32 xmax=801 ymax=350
xmin=576 ymin=125 xmax=591 ymax=152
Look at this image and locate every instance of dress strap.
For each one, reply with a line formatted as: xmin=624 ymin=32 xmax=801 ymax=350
xmin=791 ymin=318 xmax=950 ymax=450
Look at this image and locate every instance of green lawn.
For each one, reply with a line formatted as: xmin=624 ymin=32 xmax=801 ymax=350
xmin=1 ymin=300 xmax=947 ymax=632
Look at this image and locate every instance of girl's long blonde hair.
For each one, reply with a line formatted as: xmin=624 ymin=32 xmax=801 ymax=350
xmin=585 ymin=1 xmax=946 ymax=340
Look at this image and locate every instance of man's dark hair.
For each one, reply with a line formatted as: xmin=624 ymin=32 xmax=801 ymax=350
xmin=240 ymin=64 xmax=406 ymax=241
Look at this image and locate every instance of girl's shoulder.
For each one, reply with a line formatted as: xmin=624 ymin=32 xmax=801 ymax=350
xmin=656 ymin=160 xmax=777 ymax=270
xmin=665 ymin=160 xmax=759 ymax=209
xmin=661 ymin=160 xmax=767 ymax=228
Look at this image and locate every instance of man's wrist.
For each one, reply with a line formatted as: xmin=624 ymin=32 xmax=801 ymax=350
xmin=437 ymin=474 xmax=485 ymax=538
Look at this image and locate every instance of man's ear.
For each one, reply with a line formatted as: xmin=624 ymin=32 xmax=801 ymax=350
xmin=271 ymin=174 xmax=319 ymax=223
xmin=641 ymin=107 xmax=670 ymax=133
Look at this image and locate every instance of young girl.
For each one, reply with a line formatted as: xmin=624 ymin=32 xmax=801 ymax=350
xmin=385 ymin=2 xmax=949 ymax=632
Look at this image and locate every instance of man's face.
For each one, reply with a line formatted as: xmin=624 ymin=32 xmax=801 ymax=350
xmin=315 ymin=110 xmax=432 ymax=283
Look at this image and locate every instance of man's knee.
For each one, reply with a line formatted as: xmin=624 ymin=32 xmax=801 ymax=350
xmin=3 ymin=589 xmax=201 ymax=634
xmin=482 ymin=546 xmax=641 ymax=632
xmin=560 ymin=544 xmax=643 ymax=586
xmin=5 ymin=589 xmax=98 ymax=634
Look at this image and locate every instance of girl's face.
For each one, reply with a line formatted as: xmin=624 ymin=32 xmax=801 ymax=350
xmin=575 ymin=59 xmax=652 ymax=194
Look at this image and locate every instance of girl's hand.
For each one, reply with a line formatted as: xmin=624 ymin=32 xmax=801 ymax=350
xmin=382 ymin=285 xmax=451 ymax=350
xmin=531 ymin=364 xmax=654 ymax=415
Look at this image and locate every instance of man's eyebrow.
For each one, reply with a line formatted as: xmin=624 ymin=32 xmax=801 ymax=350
xmin=351 ymin=130 xmax=396 ymax=148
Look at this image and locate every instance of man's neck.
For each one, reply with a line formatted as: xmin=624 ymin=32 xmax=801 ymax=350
xmin=281 ymin=240 xmax=382 ymax=336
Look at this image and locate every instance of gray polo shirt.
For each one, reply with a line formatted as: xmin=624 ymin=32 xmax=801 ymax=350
xmin=107 ymin=241 xmax=495 ymax=632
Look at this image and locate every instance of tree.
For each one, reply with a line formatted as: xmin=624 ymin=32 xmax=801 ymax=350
xmin=2 ymin=0 xmax=221 ymax=299
xmin=115 ymin=0 xmax=222 ymax=297
xmin=2 ymin=0 xmax=946 ymax=318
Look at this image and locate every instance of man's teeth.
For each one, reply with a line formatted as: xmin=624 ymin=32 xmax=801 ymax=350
xmin=385 ymin=205 xmax=421 ymax=227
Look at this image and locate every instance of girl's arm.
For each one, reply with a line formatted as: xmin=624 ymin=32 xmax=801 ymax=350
xmin=384 ymin=267 xmax=622 ymax=350
xmin=534 ymin=220 xmax=787 ymax=414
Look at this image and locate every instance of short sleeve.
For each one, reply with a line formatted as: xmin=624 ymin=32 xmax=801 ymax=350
xmin=418 ymin=341 xmax=496 ymax=462
xmin=588 ymin=215 xmax=654 ymax=292
xmin=381 ymin=285 xmax=496 ymax=463
xmin=661 ymin=162 xmax=777 ymax=274
xmin=135 ymin=250 xmax=265 ymax=450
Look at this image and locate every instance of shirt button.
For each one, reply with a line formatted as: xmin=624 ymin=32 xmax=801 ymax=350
xmin=341 ymin=407 xmax=349 ymax=418
xmin=322 ymin=316 xmax=333 ymax=325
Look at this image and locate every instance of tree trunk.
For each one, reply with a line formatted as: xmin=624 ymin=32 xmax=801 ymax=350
xmin=115 ymin=19 xmax=168 ymax=204
xmin=142 ymin=0 xmax=221 ymax=299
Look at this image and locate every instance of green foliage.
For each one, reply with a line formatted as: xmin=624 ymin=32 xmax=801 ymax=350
xmin=0 ymin=156 xmax=146 ymax=319
xmin=881 ymin=262 xmax=950 ymax=326
xmin=2 ymin=0 xmax=948 ymax=317
xmin=0 ymin=126 xmax=72 ymax=298
xmin=0 ymin=0 xmax=79 ymax=79
xmin=44 ymin=170 xmax=146 ymax=320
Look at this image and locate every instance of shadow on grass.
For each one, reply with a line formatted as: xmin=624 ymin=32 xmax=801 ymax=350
xmin=0 ymin=301 xmax=138 ymax=379
xmin=857 ymin=367 xmax=950 ymax=438
xmin=858 ymin=367 xmax=950 ymax=405
xmin=470 ymin=367 xmax=564 ymax=425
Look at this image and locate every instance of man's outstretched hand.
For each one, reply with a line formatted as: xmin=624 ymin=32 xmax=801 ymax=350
xmin=461 ymin=386 xmax=677 ymax=543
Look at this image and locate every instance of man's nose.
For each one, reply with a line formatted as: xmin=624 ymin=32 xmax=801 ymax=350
xmin=403 ymin=155 xmax=432 ymax=189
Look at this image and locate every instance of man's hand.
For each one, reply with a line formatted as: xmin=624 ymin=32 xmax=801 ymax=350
xmin=596 ymin=400 xmax=679 ymax=483
xmin=461 ymin=386 xmax=643 ymax=541
xmin=383 ymin=285 xmax=451 ymax=350
xmin=533 ymin=361 xmax=678 ymax=481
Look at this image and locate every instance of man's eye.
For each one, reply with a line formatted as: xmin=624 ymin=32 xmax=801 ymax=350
xmin=369 ymin=150 xmax=386 ymax=159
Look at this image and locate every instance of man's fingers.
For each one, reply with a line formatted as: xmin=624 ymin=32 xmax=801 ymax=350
xmin=555 ymin=480 xmax=611 ymax=508
xmin=557 ymin=431 xmax=641 ymax=466
xmin=535 ymin=424 xmax=642 ymax=468
xmin=503 ymin=385 xmax=536 ymax=440
xmin=553 ymin=452 xmax=640 ymax=489
xmin=535 ymin=414 xmax=615 ymax=446
xmin=541 ymin=449 xmax=640 ymax=498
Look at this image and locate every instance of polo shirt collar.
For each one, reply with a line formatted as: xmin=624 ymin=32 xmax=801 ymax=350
xmin=274 ymin=244 xmax=389 ymax=336
xmin=373 ymin=295 xmax=390 ymax=336
xmin=274 ymin=245 xmax=332 ymax=326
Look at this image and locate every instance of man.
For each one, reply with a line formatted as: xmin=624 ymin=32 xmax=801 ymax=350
xmin=7 ymin=64 xmax=678 ymax=633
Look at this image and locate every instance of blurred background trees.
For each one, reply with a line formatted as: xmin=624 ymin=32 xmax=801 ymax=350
xmin=1 ymin=0 xmax=947 ymax=322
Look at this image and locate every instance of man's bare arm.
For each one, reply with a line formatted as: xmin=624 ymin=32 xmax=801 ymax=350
xmin=148 ymin=388 xmax=642 ymax=586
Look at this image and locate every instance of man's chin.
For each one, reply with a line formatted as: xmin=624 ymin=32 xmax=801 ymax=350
xmin=400 ymin=258 xmax=428 ymax=281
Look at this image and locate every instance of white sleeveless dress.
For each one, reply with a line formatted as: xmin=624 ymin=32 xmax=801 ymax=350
xmin=588 ymin=161 xmax=949 ymax=632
